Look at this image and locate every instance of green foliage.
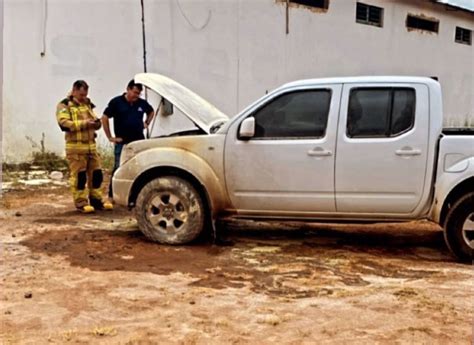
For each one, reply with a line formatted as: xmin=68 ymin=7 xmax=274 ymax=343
xmin=25 ymin=133 xmax=68 ymax=172
xmin=98 ymin=145 xmax=115 ymax=172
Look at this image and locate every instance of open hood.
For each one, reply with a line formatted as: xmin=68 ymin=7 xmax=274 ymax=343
xmin=134 ymin=73 xmax=229 ymax=134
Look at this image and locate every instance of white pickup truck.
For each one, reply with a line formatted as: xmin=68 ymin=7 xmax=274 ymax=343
xmin=113 ymin=73 xmax=474 ymax=262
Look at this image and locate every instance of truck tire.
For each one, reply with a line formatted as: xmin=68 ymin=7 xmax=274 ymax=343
xmin=444 ymin=192 xmax=474 ymax=263
xmin=135 ymin=176 xmax=205 ymax=244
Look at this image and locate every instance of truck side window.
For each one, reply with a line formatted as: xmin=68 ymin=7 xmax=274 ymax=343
xmin=252 ymin=90 xmax=331 ymax=139
xmin=347 ymin=88 xmax=416 ymax=138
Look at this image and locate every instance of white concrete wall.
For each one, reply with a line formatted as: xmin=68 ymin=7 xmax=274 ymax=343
xmin=2 ymin=0 xmax=473 ymax=162
xmin=2 ymin=0 xmax=144 ymax=162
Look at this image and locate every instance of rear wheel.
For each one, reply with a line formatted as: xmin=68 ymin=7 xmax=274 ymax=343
xmin=444 ymin=192 xmax=474 ymax=263
xmin=135 ymin=176 xmax=205 ymax=244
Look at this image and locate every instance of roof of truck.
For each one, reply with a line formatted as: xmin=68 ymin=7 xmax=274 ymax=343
xmin=281 ymin=76 xmax=440 ymax=89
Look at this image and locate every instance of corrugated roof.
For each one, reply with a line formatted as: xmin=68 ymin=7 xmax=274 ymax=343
xmin=435 ymin=0 xmax=474 ymax=12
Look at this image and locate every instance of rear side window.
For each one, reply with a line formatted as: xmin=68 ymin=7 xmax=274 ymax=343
xmin=347 ymin=88 xmax=415 ymax=138
xmin=252 ymin=90 xmax=332 ymax=139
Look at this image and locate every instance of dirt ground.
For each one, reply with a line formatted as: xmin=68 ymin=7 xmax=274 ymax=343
xmin=0 ymin=185 xmax=473 ymax=344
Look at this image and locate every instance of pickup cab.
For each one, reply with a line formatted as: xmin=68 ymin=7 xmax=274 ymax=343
xmin=113 ymin=73 xmax=474 ymax=262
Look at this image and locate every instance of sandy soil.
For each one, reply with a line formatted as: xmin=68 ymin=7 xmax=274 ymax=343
xmin=0 ymin=185 xmax=472 ymax=344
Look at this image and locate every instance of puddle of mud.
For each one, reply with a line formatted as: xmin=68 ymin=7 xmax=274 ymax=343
xmin=20 ymin=225 xmax=453 ymax=298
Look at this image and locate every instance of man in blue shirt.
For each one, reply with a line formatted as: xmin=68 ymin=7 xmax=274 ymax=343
xmin=102 ymin=80 xmax=154 ymax=199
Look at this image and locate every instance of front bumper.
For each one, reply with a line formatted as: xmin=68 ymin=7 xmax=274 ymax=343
xmin=112 ymin=177 xmax=134 ymax=207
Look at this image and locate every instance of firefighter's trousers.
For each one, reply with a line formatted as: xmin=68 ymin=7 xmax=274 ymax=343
xmin=66 ymin=152 xmax=104 ymax=209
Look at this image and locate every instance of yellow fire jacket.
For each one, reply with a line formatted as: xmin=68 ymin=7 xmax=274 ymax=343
xmin=56 ymin=96 xmax=101 ymax=154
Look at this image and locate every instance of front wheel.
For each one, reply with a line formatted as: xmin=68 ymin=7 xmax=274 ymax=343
xmin=444 ymin=192 xmax=474 ymax=263
xmin=135 ymin=176 xmax=205 ymax=244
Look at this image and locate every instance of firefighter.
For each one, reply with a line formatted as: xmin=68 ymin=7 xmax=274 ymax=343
xmin=56 ymin=80 xmax=113 ymax=213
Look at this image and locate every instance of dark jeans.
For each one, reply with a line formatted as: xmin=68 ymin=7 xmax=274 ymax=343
xmin=108 ymin=143 xmax=124 ymax=198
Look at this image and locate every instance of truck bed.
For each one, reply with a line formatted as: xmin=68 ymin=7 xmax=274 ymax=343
xmin=442 ymin=127 xmax=474 ymax=135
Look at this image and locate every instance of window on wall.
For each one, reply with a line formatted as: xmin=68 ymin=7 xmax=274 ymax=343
xmin=455 ymin=27 xmax=472 ymax=45
xmin=250 ymin=90 xmax=332 ymax=139
xmin=290 ymin=0 xmax=329 ymax=9
xmin=347 ymin=88 xmax=416 ymax=138
xmin=406 ymin=15 xmax=439 ymax=33
xmin=356 ymin=2 xmax=384 ymax=27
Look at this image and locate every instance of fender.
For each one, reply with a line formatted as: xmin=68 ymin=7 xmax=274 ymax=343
xmin=431 ymin=157 xmax=474 ymax=224
xmin=114 ymin=146 xmax=233 ymax=217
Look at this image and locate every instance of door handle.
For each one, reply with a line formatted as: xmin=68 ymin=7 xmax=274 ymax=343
xmin=395 ymin=148 xmax=421 ymax=156
xmin=307 ymin=147 xmax=332 ymax=157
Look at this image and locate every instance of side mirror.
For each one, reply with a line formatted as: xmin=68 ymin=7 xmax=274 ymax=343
xmin=239 ymin=117 xmax=255 ymax=139
xmin=160 ymin=98 xmax=174 ymax=116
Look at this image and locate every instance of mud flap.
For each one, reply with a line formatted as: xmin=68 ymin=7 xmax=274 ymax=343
xmin=212 ymin=218 xmax=234 ymax=246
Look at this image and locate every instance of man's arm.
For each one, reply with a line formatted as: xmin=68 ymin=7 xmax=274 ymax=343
xmin=56 ymin=103 xmax=96 ymax=131
xmin=90 ymin=110 xmax=102 ymax=131
xmin=101 ymin=115 xmax=122 ymax=143
xmin=143 ymin=100 xmax=155 ymax=129
xmin=144 ymin=110 xmax=155 ymax=129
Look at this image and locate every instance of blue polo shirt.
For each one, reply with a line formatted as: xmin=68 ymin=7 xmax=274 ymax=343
xmin=103 ymin=94 xmax=154 ymax=144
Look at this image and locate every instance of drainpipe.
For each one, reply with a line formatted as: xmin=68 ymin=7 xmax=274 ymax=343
xmin=140 ymin=0 xmax=147 ymax=73
xmin=40 ymin=0 xmax=48 ymax=57
xmin=140 ymin=0 xmax=151 ymax=138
